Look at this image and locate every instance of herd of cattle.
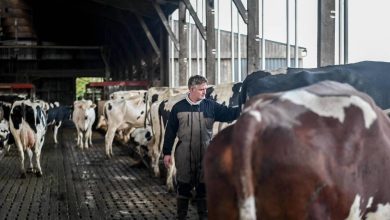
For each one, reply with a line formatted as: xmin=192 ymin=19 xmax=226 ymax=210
xmin=1 ymin=60 xmax=390 ymax=219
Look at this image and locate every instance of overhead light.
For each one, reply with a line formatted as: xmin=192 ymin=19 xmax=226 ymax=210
xmin=301 ymin=48 xmax=307 ymax=57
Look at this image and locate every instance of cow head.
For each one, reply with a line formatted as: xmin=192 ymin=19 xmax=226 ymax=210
xmin=131 ymin=127 xmax=153 ymax=148
xmin=0 ymin=119 xmax=10 ymax=150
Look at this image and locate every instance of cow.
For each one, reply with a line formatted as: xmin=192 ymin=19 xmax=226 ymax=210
xmin=9 ymin=99 xmax=47 ymax=178
xmin=47 ymin=103 xmax=72 ymax=144
xmin=0 ymin=95 xmax=26 ymax=120
xmin=109 ymin=90 xmax=148 ymax=100
xmin=95 ymin=90 xmax=147 ymax=131
xmin=240 ymin=61 xmax=390 ymax=111
xmin=208 ymin=82 xmax=242 ymax=133
xmin=103 ymin=94 xmax=148 ymax=158
xmin=102 ymin=86 xmax=190 ymax=159
xmin=72 ymin=100 xmax=96 ymax=149
xmin=205 ymin=81 xmax=390 ymax=220
xmin=130 ymin=126 xmax=153 ymax=158
xmin=0 ymin=116 xmax=11 ymax=155
xmin=147 ymin=86 xmax=188 ymax=105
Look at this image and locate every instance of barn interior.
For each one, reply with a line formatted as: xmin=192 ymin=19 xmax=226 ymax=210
xmin=0 ymin=0 xmax=179 ymax=104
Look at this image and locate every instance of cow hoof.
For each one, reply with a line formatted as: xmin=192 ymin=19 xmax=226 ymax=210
xmin=27 ymin=168 xmax=34 ymax=173
xmin=20 ymin=173 xmax=27 ymax=179
xmin=36 ymin=172 xmax=43 ymax=177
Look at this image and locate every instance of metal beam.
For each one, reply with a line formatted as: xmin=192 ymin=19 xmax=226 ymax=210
xmin=0 ymin=69 xmax=106 ymax=77
xmin=206 ymin=0 xmax=216 ymax=84
xmin=153 ymin=2 xmax=180 ymax=51
xmin=247 ymin=0 xmax=260 ymax=74
xmin=182 ymin=0 xmax=207 ymax=40
xmin=344 ymin=0 xmax=348 ymax=64
xmin=0 ymin=45 xmax=103 ymax=50
xmin=100 ymin=47 xmax=111 ymax=80
xmin=136 ymin=15 xmax=161 ymax=57
xmin=178 ymin=2 xmax=188 ymax=86
xmin=232 ymin=0 xmax=248 ymax=24
xmin=317 ymin=0 xmax=335 ymax=67
xmin=87 ymin=0 xmax=154 ymax=18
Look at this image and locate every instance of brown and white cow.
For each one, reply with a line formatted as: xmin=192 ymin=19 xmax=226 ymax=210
xmin=9 ymin=100 xmax=47 ymax=178
xmin=72 ymin=100 xmax=96 ymax=149
xmin=205 ymin=81 xmax=390 ymax=220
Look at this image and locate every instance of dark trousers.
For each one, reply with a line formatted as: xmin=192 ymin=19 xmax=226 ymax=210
xmin=177 ymin=181 xmax=207 ymax=220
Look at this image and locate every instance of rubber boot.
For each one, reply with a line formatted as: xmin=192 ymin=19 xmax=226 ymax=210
xmin=177 ymin=197 xmax=189 ymax=220
xmin=196 ymin=198 xmax=208 ymax=220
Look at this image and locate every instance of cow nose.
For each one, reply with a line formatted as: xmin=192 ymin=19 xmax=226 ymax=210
xmin=145 ymin=131 xmax=152 ymax=141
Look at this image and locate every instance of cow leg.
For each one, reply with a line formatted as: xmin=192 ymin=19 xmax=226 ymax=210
xmin=83 ymin=130 xmax=89 ymax=149
xmin=151 ymin=143 xmax=162 ymax=177
xmin=105 ymin=125 xmax=118 ymax=158
xmin=166 ymin=139 xmax=178 ymax=191
xmin=53 ymin=121 xmax=62 ymax=144
xmin=87 ymin=128 xmax=93 ymax=147
xmin=149 ymin=130 xmax=162 ymax=177
xmin=75 ymin=127 xmax=81 ymax=147
xmin=14 ymin=138 xmax=26 ymax=178
xmin=34 ymin=147 xmax=43 ymax=177
xmin=5 ymin=143 xmax=11 ymax=153
xmin=166 ymin=162 xmax=177 ymax=192
xmin=79 ymin=131 xmax=85 ymax=149
xmin=26 ymin=148 xmax=34 ymax=173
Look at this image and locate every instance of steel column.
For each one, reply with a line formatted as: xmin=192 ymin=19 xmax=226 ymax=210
xmin=247 ymin=0 xmax=260 ymax=74
xmin=206 ymin=0 xmax=216 ymax=84
xmin=317 ymin=0 xmax=335 ymax=67
xmin=179 ymin=2 xmax=188 ymax=86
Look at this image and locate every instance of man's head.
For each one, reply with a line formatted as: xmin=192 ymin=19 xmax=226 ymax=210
xmin=188 ymin=75 xmax=208 ymax=102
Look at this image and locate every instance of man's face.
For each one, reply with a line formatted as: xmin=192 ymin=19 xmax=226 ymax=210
xmin=189 ymin=83 xmax=207 ymax=102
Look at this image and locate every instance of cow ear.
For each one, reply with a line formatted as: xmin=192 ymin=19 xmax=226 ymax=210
xmin=90 ymin=104 xmax=96 ymax=109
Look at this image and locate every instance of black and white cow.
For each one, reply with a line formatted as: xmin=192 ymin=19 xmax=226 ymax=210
xmin=9 ymin=100 xmax=47 ymax=178
xmin=0 ymin=113 xmax=11 ymax=155
xmin=47 ymin=103 xmax=72 ymax=144
xmin=240 ymin=61 xmax=390 ymax=111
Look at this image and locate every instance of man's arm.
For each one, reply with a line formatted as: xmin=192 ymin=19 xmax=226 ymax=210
xmin=162 ymin=108 xmax=179 ymax=156
xmin=214 ymin=101 xmax=241 ymax=122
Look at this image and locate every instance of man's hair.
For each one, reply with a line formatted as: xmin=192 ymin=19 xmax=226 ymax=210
xmin=188 ymin=75 xmax=208 ymax=88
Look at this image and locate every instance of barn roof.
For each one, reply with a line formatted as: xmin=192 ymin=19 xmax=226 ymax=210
xmin=0 ymin=0 xmax=180 ymax=81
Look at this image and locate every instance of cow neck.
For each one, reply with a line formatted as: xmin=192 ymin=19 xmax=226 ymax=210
xmin=186 ymin=93 xmax=202 ymax=105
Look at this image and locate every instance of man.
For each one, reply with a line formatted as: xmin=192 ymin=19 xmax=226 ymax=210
xmin=163 ymin=75 xmax=240 ymax=220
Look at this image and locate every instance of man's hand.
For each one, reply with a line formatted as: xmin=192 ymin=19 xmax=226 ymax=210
xmin=164 ymin=155 xmax=172 ymax=168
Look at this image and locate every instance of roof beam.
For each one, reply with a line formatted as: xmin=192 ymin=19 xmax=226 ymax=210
xmin=86 ymin=0 xmax=154 ymax=18
xmin=136 ymin=15 xmax=161 ymax=57
xmin=153 ymin=2 xmax=180 ymax=51
xmin=182 ymin=0 xmax=206 ymax=40
xmin=232 ymin=0 xmax=248 ymax=24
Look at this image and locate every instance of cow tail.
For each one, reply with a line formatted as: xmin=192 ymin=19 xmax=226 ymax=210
xmin=232 ymin=110 xmax=263 ymax=220
xmin=157 ymin=106 xmax=164 ymax=153
xmin=103 ymin=103 xmax=108 ymax=122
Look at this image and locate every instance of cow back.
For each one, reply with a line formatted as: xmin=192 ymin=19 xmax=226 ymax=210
xmin=206 ymin=81 xmax=390 ymax=219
